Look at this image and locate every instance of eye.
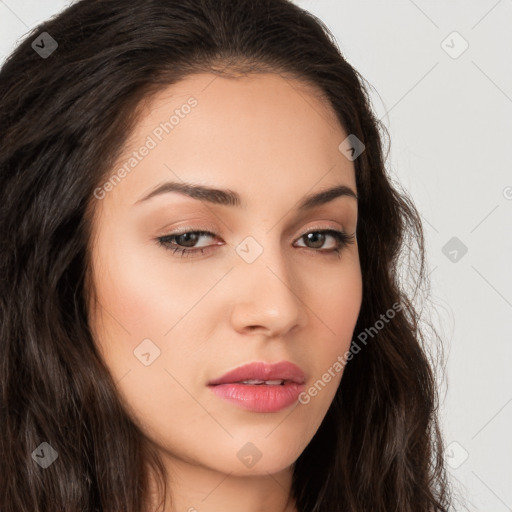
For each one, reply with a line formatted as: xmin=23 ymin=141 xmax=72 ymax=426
xmin=156 ymin=228 xmax=355 ymax=258
xmin=157 ymin=230 xmax=218 ymax=257
xmin=294 ymin=229 xmax=355 ymax=254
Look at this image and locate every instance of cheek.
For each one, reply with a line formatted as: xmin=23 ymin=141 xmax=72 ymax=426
xmin=91 ymin=230 xmax=201 ymax=342
xmin=307 ymin=252 xmax=362 ymax=344
xmin=88 ymin=237 xmax=166 ymax=378
xmin=88 ymin=241 xmax=205 ymax=431
xmin=300 ymin=254 xmax=362 ymax=392
xmin=88 ymin=228 xmax=217 ymax=394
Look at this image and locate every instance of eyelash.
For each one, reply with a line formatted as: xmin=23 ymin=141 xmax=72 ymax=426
xmin=156 ymin=227 xmax=355 ymax=258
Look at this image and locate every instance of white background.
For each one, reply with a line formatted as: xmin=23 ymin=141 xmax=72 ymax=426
xmin=1 ymin=1 xmax=511 ymax=510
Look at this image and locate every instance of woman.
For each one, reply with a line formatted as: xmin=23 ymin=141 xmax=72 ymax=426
xmin=0 ymin=0 xmax=452 ymax=511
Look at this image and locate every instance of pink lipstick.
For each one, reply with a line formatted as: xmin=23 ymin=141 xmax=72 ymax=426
xmin=208 ymin=361 xmax=306 ymax=413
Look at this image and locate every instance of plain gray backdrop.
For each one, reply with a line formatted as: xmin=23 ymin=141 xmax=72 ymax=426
xmin=1 ymin=1 xmax=511 ymax=510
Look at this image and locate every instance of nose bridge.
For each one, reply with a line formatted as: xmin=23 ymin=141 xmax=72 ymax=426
xmin=229 ymin=232 xmax=306 ymax=334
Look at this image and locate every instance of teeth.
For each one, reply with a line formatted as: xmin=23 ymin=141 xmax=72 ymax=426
xmin=265 ymin=379 xmax=285 ymax=385
xmin=239 ymin=379 xmax=285 ymax=385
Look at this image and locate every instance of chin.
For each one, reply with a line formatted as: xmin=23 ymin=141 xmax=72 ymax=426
xmin=223 ymin=441 xmax=303 ymax=476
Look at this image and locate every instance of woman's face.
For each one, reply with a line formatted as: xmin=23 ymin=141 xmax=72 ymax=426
xmin=88 ymin=72 xmax=362 ymax=477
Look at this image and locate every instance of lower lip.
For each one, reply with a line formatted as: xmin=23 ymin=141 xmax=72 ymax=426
xmin=208 ymin=382 xmax=305 ymax=413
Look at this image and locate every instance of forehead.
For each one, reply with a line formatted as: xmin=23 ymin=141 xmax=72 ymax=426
xmin=140 ymin=71 xmax=339 ymax=125
xmin=128 ymin=71 xmax=346 ymax=162
xmin=93 ymin=72 xmax=356 ymax=217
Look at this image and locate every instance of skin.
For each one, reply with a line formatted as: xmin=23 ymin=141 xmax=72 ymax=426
xmin=87 ymin=72 xmax=363 ymax=512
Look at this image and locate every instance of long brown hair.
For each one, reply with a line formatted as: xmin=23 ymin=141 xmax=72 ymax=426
xmin=0 ymin=0 xmax=451 ymax=510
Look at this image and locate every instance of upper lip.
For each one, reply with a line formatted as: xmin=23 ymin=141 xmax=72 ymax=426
xmin=208 ymin=361 xmax=306 ymax=385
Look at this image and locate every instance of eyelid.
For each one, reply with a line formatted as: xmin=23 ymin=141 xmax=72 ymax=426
xmin=158 ymin=221 xmax=347 ymax=243
xmin=300 ymin=222 xmax=346 ymax=235
xmin=156 ymin=222 xmax=219 ymax=237
xmin=155 ymin=222 xmax=354 ymax=258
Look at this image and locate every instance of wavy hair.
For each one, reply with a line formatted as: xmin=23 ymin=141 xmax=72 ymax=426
xmin=0 ymin=0 xmax=451 ymax=510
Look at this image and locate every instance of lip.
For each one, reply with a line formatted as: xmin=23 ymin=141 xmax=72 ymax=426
xmin=208 ymin=361 xmax=306 ymax=413
xmin=208 ymin=361 xmax=306 ymax=386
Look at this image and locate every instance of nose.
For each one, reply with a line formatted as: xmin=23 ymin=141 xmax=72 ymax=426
xmin=229 ymin=242 xmax=308 ymax=337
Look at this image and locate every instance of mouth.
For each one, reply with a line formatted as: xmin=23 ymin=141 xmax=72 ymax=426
xmin=208 ymin=361 xmax=306 ymax=387
xmin=207 ymin=361 xmax=307 ymax=413
xmin=233 ymin=379 xmax=287 ymax=385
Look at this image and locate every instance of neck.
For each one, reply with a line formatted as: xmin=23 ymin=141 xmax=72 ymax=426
xmin=145 ymin=454 xmax=298 ymax=512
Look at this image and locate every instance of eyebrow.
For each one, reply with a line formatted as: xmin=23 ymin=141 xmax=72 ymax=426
xmin=134 ymin=181 xmax=358 ymax=210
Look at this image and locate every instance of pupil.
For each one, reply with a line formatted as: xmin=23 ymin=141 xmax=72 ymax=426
xmin=178 ymin=233 xmax=198 ymax=247
xmin=307 ymin=232 xmax=324 ymax=248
